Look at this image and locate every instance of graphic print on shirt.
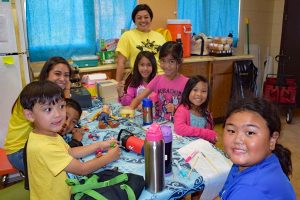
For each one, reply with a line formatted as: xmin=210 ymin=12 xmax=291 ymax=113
xmin=136 ymin=85 xmax=146 ymax=96
xmin=136 ymin=39 xmax=161 ymax=54
xmin=157 ymin=88 xmax=183 ymax=119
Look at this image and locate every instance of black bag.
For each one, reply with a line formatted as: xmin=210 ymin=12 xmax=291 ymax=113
xmin=231 ymin=60 xmax=258 ymax=101
xmin=66 ymin=169 xmax=145 ymax=200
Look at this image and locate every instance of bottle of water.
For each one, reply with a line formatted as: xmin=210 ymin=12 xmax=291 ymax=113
xmin=144 ymin=123 xmax=165 ymax=193
xmin=161 ymin=125 xmax=172 ymax=175
xmin=142 ymin=98 xmax=153 ymax=125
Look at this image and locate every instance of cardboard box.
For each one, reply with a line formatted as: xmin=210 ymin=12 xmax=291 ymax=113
xmin=101 ymin=95 xmax=118 ymax=104
xmin=96 ymin=79 xmax=118 ymax=98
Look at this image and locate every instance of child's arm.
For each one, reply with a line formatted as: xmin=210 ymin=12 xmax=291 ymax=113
xmin=174 ymin=106 xmax=217 ymax=143
xmin=65 ymin=145 xmax=120 ymax=176
xmin=119 ymin=86 xmax=136 ymax=106
xmin=69 ymin=139 xmax=118 ymax=158
xmin=129 ymin=88 xmax=152 ymax=109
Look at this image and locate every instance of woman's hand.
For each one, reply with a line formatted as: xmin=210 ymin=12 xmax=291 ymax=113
xmin=117 ymin=80 xmax=125 ymax=97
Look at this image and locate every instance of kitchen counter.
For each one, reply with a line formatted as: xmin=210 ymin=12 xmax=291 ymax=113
xmin=30 ymin=54 xmax=253 ymax=79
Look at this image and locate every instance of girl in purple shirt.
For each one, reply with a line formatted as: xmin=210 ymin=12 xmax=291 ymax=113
xmin=118 ymin=51 xmax=157 ymax=106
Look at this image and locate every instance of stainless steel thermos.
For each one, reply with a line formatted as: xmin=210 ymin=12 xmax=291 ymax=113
xmin=144 ymin=123 xmax=165 ymax=193
xmin=161 ymin=125 xmax=172 ymax=175
xmin=142 ymin=98 xmax=153 ymax=125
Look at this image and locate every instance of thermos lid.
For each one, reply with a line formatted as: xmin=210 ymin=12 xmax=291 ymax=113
xmin=146 ymin=123 xmax=163 ymax=141
xmin=142 ymin=98 xmax=153 ymax=107
xmin=161 ymin=125 xmax=172 ymax=143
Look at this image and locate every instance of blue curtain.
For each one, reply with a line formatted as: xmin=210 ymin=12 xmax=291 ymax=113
xmin=96 ymin=0 xmax=136 ymax=40
xmin=177 ymin=0 xmax=239 ymax=46
xmin=26 ymin=0 xmax=96 ymax=61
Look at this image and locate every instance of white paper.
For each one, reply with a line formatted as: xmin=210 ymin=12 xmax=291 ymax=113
xmin=177 ymin=139 xmax=232 ymax=200
xmin=0 ymin=15 xmax=9 ymax=42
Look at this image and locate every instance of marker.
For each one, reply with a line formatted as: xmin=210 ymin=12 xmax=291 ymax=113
xmin=188 ymin=155 xmax=200 ymax=178
xmin=185 ymin=151 xmax=199 ymax=163
xmin=174 ymin=160 xmax=187 ymax=177
xmin=110 ymin=142 xmax=116 ymax=148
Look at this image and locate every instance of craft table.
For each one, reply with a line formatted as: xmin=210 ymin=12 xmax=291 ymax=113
xmin=68 ymin=100 xmax=230 ymax=199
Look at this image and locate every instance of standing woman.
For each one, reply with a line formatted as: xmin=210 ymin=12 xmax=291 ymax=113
xmin=116 ymin=4 xmax=166 ymax=94
xmin=4 ymin=56 xmax=72 ymax=172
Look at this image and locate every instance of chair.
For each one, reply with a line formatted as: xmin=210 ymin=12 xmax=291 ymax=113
xmin=0 ymin=148 xmax=19 ymax=187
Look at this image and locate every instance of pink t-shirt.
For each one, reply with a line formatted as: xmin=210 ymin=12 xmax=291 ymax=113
xmin=119 ymin=82 xmax=147 ymax=106
xmin=147 ymin=74 xmax=188 ymax=120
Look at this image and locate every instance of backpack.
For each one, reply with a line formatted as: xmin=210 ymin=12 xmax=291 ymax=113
xmin=66 ymin=169 xmax=145 ymax=200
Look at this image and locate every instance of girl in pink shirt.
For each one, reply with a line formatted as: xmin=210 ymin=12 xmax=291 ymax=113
xmin=118 ymin=51 xmax=157 ymax=106
xmin=174 ymin=75 xmax=217 ymax=143
xmin=129 ymin=41 xmax=188 ymax=120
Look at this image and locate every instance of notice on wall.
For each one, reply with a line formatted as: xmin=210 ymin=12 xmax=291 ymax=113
xmin=0 ymin=15 xmax=9 ymax=42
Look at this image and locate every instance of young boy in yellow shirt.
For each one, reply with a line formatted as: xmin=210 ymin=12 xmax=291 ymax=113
xmin=20 ymin=80 xmax=120 ymax=200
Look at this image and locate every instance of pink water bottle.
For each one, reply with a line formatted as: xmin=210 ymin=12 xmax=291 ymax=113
xmin=144 ymin=123 xmax=165 ymax=193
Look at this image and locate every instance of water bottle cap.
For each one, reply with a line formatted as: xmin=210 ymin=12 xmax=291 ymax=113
xmin=142 ymin=98 xmax=153 ymax=107
xmin=161 ymin=125 xmax=172 ymax=143
xmin=146 ymin=123 xmax=163 ymax=141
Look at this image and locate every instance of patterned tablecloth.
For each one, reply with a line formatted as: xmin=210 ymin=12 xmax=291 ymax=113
xmin=68 ymin=100 xmax=226 ymax=200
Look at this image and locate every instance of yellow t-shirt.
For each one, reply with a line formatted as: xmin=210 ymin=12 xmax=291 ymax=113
xmin=4 ymin=98 xmax=33 ymax=154
xmin=116 ymin=29 xmax=166 ymax=74
xmin=27 ymin=132 xmax=73 ymax=200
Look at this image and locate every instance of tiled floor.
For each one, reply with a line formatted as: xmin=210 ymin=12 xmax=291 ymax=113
xmin=215 ymin=108 xmax=300 ymax=198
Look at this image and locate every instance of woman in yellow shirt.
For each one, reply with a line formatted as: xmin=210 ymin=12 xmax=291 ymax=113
xmin=4 ymin=56 xmax=71 ymax=172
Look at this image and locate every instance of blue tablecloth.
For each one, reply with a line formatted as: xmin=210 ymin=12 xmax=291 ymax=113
xmin=68 ymin=100 xmax=219 ymax=200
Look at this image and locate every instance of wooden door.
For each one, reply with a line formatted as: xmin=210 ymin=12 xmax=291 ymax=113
xmin=278 ymin=0 xmax=300 ymax=106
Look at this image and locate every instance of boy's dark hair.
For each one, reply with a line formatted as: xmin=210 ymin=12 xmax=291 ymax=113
xmin=131 ymin=4 xmax=153 ymax=23
xmin=39 ymin=56 xmax=71 ymax=81
xmin=224 ymin=97 xmax=292 ymax=178
xmin=66 ymin=98 xmax=82 ymax=117
xmin=20 ymin=80 xmax=64 ymax=110
xmin=130 ymin=51 xmax=157 ymax=88
xmin=159 ymin=41 xmax=183 ymax=64
xmin=181 ymin=75 xmax=213 ymax=127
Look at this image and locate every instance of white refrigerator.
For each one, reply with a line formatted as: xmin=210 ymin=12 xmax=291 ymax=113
xmin=0 ymin=0 xmax=30 ymax=147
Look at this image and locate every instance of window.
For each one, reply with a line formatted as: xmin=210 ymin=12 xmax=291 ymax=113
xmin=177 ymin=0 xmax=240 ymax=46
xmin=26 ymin=0 xmax=136 ymax=62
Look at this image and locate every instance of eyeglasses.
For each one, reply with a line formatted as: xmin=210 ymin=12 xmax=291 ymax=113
xmin=159 ymin=59 xmax=177 ymax=65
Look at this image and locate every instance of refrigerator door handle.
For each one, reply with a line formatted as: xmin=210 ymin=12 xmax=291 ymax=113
xmin=0 ymin=52 xmax=26 ymax=56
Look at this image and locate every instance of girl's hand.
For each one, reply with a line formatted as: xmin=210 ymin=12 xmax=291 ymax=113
xmin=105 ymin=146 xmax=121 ymax=162
xmin=166 ymin=103 xmax=175 ymax=113
xmin=137 ymin=103 xmax=143 ymax=111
